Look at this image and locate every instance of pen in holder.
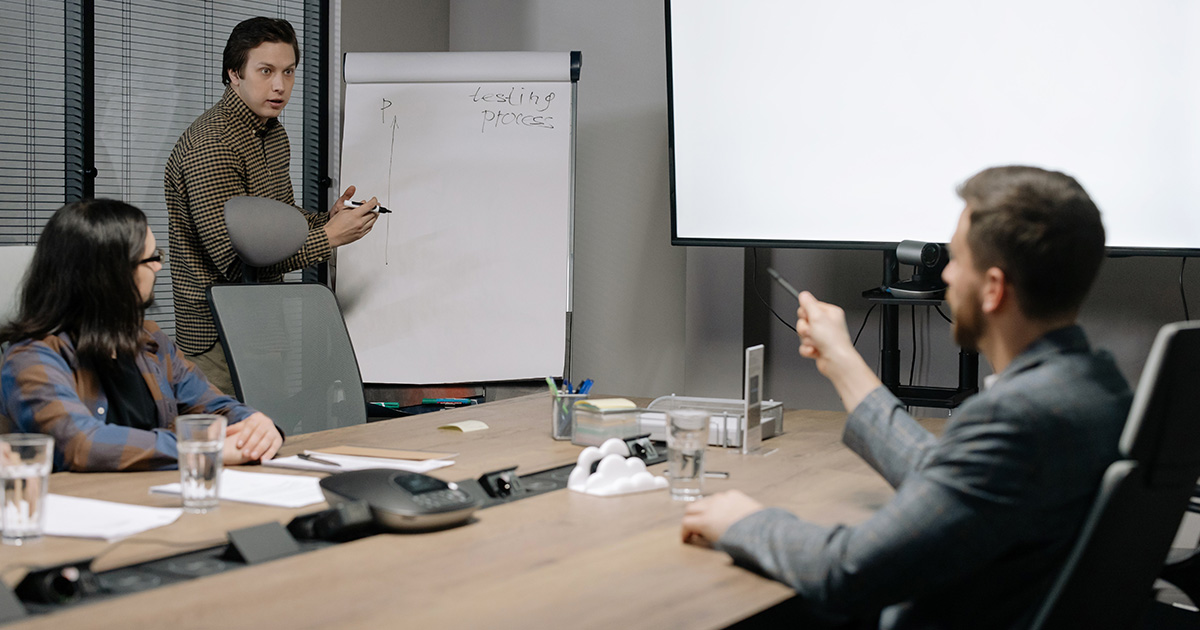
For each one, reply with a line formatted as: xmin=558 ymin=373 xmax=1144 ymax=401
xmin=552 ymin=392 xmax=589 ymax=440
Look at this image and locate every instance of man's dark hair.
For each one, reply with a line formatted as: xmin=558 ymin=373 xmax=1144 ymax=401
xmin=0 ymin=199 xmax=149 ymax=366
xmin=957 ymin=165 xmax=1106 ymax=320
xmin=222 ymin=17 xmax=299 ymax=86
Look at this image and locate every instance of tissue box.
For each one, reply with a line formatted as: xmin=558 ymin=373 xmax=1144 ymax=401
xmin=571 ymin=398 xmax=642 ymax=447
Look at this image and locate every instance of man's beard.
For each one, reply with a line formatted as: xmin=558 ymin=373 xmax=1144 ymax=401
xmin=951 ymin=289 xmax=985 ymax=351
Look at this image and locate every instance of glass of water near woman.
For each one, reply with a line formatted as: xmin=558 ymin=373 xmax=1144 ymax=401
xmin=1 ymin=433 xmax=54 ymax=545
xmin=176 ymin=414 xmax=226 ymax=513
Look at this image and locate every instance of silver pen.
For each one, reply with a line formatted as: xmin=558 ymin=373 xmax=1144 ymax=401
xmin=298 ymin=452 xmax=342 ymax=467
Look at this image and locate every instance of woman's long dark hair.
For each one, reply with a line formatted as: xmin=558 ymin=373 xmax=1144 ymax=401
xmin=0 ymin=199 xmax=149 ymax=365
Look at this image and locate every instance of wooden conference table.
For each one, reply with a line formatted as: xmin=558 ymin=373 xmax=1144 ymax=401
xmin=1 ymin=393 xmax=929 ymax=629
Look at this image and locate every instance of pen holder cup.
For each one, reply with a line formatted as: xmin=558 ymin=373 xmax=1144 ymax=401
xmin=551 ymin=393 xmax=589 ymax=441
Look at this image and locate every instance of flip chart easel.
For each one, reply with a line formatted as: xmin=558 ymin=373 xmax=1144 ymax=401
xmin=337 ymin=52 xmax=580 ymax=383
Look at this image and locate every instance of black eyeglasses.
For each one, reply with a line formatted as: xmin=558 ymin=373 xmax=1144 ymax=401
xmin=138 ymin=248 xmax=167 ymax=266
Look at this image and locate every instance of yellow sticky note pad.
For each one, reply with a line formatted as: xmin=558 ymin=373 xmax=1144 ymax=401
xmin=438 ymin=420 xmax=489 ymax=432
xmin=576 ymin=398 xmax=637 ymax=411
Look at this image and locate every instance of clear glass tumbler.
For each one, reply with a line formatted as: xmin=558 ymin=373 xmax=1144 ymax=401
xmin=667 ymin=409 xmax=708 ymax=501
xmin=175 ymin=415 xmax=226 ymax=513
xmin=1 ymin=433 xmax=54 ymax=545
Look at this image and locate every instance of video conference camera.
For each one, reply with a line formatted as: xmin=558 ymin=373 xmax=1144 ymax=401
xmin=887 ymin=240 xmax=949 ymax=299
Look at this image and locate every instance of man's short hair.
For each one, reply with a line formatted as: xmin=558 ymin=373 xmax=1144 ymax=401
xmin=222 ymin=17 xmax=299 ymax=86
xmin=957 ymin=165 xmax=1106 ymax=320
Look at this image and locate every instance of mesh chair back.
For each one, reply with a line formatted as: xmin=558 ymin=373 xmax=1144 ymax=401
xmin=1031 ymin=321 xmax=1200 ymax=629
xmin=208 ymin=283 xmax=368 ymax=436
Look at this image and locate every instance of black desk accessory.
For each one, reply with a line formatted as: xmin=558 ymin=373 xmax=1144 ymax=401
xmin=287 ymin=500 xmax=377 ymax=542
xmin=623 ymin=434 xmax=666 ymax=466
xmin=13 ymin=561 xmax=96 ymax=606
xmin=223 ymin=522 xmax=302 ymax=565
xmin=477 ymin=466 xmax=524 ymax=499
xmin=585 ymin=434 xmax=666 ymax=474
xmin=320 ymin=469 xmax=481 ymax=532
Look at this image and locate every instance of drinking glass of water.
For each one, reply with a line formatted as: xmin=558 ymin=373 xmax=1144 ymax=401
xmin=1 ymin=433 xmax=54 ymax=545
xmin=667 ymin=409 xmax=708 ymax=501
xmin=175 ymin=415 xmax=226 ymax=513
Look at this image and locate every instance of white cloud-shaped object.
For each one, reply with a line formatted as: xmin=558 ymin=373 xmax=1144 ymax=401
xmin=567 ymin=438 xmax=668 ymax=496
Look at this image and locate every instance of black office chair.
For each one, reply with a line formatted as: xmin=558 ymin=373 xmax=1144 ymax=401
xmin=1029 ymin=321 xmax=1200 ymax=629
xmin=208 ymin=196 xmax=403 ymax=436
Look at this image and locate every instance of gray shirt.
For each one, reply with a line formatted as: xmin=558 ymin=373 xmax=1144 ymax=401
xmin=715 ymin=326 xmax=1132 ymax=629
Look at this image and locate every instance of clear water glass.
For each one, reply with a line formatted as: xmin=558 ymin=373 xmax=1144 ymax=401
xmin=667 ymin=409 xmax=708 ymax=501
xmin=1 ymin=433 xmax=54 ymax=545
xmin=176 ymin=415 xmax=225 ymax=513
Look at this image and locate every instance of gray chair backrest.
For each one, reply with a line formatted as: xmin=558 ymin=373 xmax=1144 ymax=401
xmin=223 ymin=196 xmax=308 ymax=270
xmin=208 ymin=283 xmax=368 ymax=436
xmin=1030 ymin=320 xmax=1200 ymax=629
xmin=0 ymin=246 xmax=36 ymax=325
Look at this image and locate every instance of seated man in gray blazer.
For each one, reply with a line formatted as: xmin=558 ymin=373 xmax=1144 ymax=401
xmin=681 ymin=165 xmax=1133 ymax=630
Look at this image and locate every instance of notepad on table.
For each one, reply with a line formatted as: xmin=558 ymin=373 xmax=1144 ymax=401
xmin=150 ymin=469 xmax=324 ymax=508
xmin=575 ymin=398 xmax=637 ymax=411
xmin=263 ymin=451 xmax=455 ymax=474
xmin=318 ymin=446 xmax=456 ymax=461
xmin=43 ymin=494 xmax=183 ymax=541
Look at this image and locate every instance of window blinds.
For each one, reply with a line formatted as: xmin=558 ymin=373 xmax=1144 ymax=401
xmin=0 ymin=0 xmax=324 ymax=336
xmin=0 ymin=1 xmax=70 ymax=245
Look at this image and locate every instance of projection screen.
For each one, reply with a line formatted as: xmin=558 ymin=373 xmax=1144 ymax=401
xmin=667 ymin=0 xmax=1200 ymax=254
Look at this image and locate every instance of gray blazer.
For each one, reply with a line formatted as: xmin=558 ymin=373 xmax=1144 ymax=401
xmin=716 ymin=326 xmax=1132 ymax=630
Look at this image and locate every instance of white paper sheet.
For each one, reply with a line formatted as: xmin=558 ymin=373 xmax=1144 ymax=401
xmin=149 ymin=469 xmax=324 ymax=509
xmin=43 ymin=494 xmax=182 ymax=541
xmin=263 ymin=452 xmax=454 ymax=474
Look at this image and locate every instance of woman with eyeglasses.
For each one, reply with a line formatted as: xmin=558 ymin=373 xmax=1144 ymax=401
xmin=0 ymin=199 xmax=282 ymax=471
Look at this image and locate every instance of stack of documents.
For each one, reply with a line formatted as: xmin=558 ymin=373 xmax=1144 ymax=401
xmin=43 ymin=494 xmax=182 ymax=541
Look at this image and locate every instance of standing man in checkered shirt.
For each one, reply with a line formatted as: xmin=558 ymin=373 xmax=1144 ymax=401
xmin=165 ymin=17 xmax=379 ymax=394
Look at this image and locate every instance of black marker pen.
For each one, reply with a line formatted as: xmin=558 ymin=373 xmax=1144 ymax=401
xmin=347 ymin=200 xmax=392 ymax=214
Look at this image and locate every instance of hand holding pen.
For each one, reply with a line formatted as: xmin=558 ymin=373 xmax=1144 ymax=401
xmin=325 ymin=187 xmax=380 ymax=247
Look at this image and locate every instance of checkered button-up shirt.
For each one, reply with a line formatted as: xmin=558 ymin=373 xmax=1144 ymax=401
xmin=165 ymin=87 xmax=332 ymax=355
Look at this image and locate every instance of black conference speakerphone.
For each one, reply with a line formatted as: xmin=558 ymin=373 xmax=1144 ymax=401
xmin=320 ymin=470 xmax=481 ymax=531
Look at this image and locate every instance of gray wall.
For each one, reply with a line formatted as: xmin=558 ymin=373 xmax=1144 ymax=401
xmin=341 ymin=0 xmax=1200 ymax=411
xmin=451 ymin=0 xmax=688 ymax=398
xmin=340 ymin=0 xmax=449 ymax=52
